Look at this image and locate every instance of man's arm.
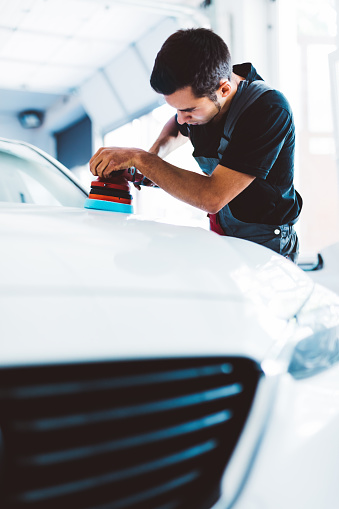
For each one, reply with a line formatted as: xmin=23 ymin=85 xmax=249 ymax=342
xmin=148 ymin=115 xmax=188 ymax=157
xmin=89 ymin=147 xmax=255 ymax=214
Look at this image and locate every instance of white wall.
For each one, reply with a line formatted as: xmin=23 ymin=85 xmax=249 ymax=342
xmin=209 ymin=0 xmax=278 ymax=86
xmin=0 ymin=112 xmax=56 ymax=155
xmin=0 ymin=91 xmax=88 ymax=158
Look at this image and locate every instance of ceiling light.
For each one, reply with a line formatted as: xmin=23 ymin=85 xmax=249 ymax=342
xmin=18 ymin=110 xmax=44 ymax=129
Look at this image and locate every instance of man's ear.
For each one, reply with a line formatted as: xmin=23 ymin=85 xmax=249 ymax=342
xmin=219 ymin=80 xmax=232 ymax=97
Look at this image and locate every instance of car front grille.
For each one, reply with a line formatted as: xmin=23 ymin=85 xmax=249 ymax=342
xmin=0 ymin=358 xmax=262 ymax=509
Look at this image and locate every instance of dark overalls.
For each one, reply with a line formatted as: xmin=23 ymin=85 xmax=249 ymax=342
xmin=193 ymin=80 xmax=300 ymax=262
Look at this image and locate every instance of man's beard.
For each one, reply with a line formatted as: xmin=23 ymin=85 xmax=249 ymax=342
xmin=207 ymin=93 xmax=222 ymax=123
xmin=211 ymin=93 xmax=222 ymax=113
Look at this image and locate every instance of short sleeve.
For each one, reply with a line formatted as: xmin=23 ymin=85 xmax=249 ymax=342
xmin=220 ymin=100 xmax=294 ymax=179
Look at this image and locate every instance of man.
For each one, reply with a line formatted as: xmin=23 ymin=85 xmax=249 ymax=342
xmin=90 ymin=28 xmax=302 ymax=261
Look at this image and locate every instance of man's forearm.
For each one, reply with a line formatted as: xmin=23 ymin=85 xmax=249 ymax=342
xmin=135 ymin=151 xmax=218 ymax=213
xmin=90 ymin=145 xmax=215 ymax=212
xmin=148 ymin=115 xmax=187 ymax=158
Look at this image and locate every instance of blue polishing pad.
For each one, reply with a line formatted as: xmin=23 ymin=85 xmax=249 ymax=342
xmin=84 ymin=198 xmax=133 ymax=214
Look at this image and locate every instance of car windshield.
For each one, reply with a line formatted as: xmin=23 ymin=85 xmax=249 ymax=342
xmin=0 ymin=140 xmax=87 ymax=207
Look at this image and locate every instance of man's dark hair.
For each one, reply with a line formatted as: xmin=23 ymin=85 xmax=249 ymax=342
xmin=150 ymin=28 xmax=232 ymax=100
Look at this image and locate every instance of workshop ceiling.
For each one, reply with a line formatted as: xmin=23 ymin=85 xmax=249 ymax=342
xmin=0 ymin=0 xmax=209 ymax=133
xmin=0 ymin=0 xmax=207 ymax=94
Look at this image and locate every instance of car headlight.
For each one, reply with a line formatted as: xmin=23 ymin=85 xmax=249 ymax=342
xmin=288 ymin=325 xmax=339 ymax=379
xmin=288 ymin=284 xmax=339 ymax=379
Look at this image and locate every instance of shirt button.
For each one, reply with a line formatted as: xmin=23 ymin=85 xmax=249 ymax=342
xmin=274 ymin=228 xmax=280 ymax=235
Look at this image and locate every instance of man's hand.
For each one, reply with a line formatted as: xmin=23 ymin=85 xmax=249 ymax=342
xmin=89 ymin=147 xmax=144 ymax=178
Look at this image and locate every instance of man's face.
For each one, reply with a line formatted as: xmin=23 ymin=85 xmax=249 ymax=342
xmin=164 ymin=86 xmax=224 ymax=126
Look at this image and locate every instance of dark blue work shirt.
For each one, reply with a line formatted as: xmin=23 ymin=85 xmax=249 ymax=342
xmin=177 ymin=63 xmax=302 ymax=225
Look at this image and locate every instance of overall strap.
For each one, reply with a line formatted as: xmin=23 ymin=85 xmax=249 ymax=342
xmin=217 ymin=80 xmax=273 ymax=158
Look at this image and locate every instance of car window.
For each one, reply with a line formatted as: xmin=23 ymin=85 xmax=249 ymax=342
xmin=0 ymin=142 xmax=87 ymax=207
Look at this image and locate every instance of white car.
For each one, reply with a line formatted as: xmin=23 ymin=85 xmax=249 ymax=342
xmin=1 ymin=137 xmax=339 ymax=509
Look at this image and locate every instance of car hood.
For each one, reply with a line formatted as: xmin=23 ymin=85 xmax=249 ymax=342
xmin=0 ymin=204 xmax=314 ymax=366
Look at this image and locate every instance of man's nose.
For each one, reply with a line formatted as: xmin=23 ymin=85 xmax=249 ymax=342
xmin=177 ymin=111 xmax=191 ymax=124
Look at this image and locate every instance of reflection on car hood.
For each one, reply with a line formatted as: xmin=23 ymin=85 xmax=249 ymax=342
xmin=0 ymin=204 xmax=314 ymax=366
